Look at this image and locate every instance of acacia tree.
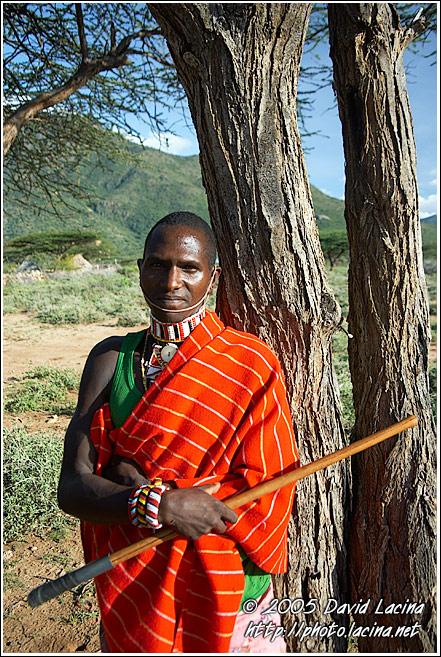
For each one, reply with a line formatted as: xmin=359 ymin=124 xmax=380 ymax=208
xmin=3 ymin=2 xmax=181 ymax=216
xmin=149 ymin=3 xmax=350 ymax=652
xmin=5 ymin=3 xmax=434 ymax=225
xmin=4 ymin=230 xmax=112 ymax=267
xmin=3 ymin=3 xmax=180 ymax=152
xmin=2 ymin=2 xmax=326 ymax=222
xmin=328 ymin=4 xmax=436 ymax=652
xmin=319 ymin=230 xmax=349 ymax=270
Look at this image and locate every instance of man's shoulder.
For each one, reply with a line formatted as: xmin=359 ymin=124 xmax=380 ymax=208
xmin=89 ymin=329 xmax=145 ymax=358
xmin=217 ymin=325 xmax=282 ymax=370
xmin=88 ymin=334 xmax=125 ymax=358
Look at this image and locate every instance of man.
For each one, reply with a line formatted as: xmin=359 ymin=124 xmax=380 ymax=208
xmin=58 ymin=212 xmax=299 ymax=653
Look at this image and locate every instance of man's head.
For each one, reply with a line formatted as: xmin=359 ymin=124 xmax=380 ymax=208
xmin=138 ymin=212 xmax=220 ymax=323
xmin=142 ymin=212 xmax=217 ymax=268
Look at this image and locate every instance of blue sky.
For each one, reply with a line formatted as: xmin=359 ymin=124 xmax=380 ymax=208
xmin=130 ymin=14 xmax=438 ymax=218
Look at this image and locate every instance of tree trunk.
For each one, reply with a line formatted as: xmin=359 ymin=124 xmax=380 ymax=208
xmin=149 ymin=3 xmax=350 ymax=651
xmin=328 ymin=4 xmax=436 ymax=652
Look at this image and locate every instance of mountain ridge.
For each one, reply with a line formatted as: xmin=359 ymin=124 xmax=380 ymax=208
xmin=4 ymin=138 xmax=435 ymax=259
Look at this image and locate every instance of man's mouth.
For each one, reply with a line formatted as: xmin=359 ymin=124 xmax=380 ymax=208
xmin=156 ymin=296 xmax=187 ymax=304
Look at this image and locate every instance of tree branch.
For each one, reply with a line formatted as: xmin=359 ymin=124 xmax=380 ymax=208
xmin=401 ymin=16 xmax=430 ymax=51
xmin=75 ymin=4 xmax=89 ymax=63
xmin=3 ymin=49 xmax=136 ymax=156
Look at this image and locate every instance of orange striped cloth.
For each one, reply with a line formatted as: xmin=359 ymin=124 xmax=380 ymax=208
xmin=81 ymin=311 xmax=299 ymax=653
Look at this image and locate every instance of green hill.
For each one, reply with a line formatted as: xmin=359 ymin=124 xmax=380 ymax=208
xmin=3 ymin=143 xmax=210 ymax=257
xmin=420 ymin=223 xmax=437 ymax=259
xmin=311 ymin=186 xmax=345 ymax=230
xmin=3 ymin=136 xmax=435 ymax=260
xmin=421 ymin=214 xmax=437 ymax=226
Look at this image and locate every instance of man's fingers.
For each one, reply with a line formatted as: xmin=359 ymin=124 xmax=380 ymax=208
xmin=200 ymin=482 xmax=221 ymax=495
xmin=199 ymin=483 xmax=237 ymax=526
xmin=212 ymin=507 xmax=237 ymax=534
xmin=212 ymin=519 xmax=228 ymax=534
xmin=222 ymin=507 xmax=238 ymax=525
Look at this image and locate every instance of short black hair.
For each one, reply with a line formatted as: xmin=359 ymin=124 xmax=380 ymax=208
xmin=143 ymin=212 xmax=217 ymax=268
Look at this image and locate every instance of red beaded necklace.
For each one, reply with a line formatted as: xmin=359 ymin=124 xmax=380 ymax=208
xmin=140 ymin=308 xmax=206 ymax=391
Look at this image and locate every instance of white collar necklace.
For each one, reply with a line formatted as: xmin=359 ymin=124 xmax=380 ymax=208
xmin=149 ymin=306 xmax=206 ymax=344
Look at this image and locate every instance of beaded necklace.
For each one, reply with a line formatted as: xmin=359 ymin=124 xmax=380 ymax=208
xmin=140 ymin=307 xmax=206 ymax=391
xmin=150 ymin=306 xmax=206 ymax=343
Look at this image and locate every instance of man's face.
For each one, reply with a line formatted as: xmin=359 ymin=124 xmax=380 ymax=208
xmin=138 ymin=225 xmax=218 ymax=324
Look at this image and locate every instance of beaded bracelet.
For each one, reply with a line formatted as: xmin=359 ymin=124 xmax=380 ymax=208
xmin=143 ymin=483 xmax=168 ymax=529
xmin=135 ymin=486 xmax=151 ymax=526
xmin=128 ymin=479 xmax=168 ymax=529
xmin=128 ymin=483 xmax=151 ymax=527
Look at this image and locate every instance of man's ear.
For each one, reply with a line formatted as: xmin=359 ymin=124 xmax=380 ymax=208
xmin=208 ymin=266 xmax=222 ymax=294
xmin=137 ymin=258 xmax=143 ymax=273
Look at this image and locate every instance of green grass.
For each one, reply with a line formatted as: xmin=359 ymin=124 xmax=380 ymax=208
xmin=43 ymin=552 xmax=72 ymax=568
xmin=3 ymin=269 xmax=148 ymax=325
xmin=4 ymin=365 xmax=81 ymax=415
xmin=331 ymin=330 xmax=355 ymax=435
xmin=429 ymin=361 xmax=437 ymax=422
xmin=426 ymin=271 xmax=437 ymax=342
xmin=3 ymin=572 xmax=27 ymax=589
xmin=3 ymin=426 xmax=78 ymax=541
xmin=327 ymin=264 xmax=353 ymax=436
xmin=3 ymin=266 xmax=216 ymax=325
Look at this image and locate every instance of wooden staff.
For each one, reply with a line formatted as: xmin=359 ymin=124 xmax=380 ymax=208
xmin=27 ymin=415 xmax=417 ymax=608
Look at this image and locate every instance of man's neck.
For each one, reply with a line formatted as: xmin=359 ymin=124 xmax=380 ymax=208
xmin=149 ymin=306 xmax=206 ymax=343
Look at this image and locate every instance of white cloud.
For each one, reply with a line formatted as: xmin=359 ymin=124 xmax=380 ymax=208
xmin=116 ymin=127 xmax=198 ymax=156
xmin=140 ymin=132 xmax=197 ymax=156
xmin=319 ymin=187 xmax=345 ymax=201
xmin=419 ymin=193 xmax=438 ymax=218
xmin=136 ymin=132 xmax=199 ymax=155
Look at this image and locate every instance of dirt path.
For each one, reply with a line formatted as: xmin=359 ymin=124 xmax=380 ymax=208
xmin=3 ymin=312 xmax=147 ymax=379
xmin=4 ymin=532 xmax=100 ymax=653
xmin=3 ymin=313 xmax=148 ymax=654
xmin=3 ymin=313 xmax=147 ymax=433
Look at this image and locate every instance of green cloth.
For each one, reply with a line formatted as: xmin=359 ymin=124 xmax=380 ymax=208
xmin=109 ymin=330 xmax=144 ymax=428
xmin=237 ymin=546 xmax=271 ymax=611
xmin=109 ymin=330 xmax=271 ymax=609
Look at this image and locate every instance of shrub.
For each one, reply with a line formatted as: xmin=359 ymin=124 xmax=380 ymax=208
xmin=117 ymin=308 xmax=149 ymax=327
xmin=3 ymin=270 xmax=146 ymax=325
xmin=3 ymin=426 xmax=77 ymax=541
xmin=4 ymin=366 xmax=80 ymax=415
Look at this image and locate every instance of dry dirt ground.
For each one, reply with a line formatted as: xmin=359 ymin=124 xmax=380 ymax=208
xmin=3 ymin=313 xmax=147 ymax=655
xmin=2 ymin=313 xmax=437 ymax=654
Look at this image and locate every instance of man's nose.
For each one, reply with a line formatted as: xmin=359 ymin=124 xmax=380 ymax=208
xmin=165 ymin=266 xmax=182 ymax=290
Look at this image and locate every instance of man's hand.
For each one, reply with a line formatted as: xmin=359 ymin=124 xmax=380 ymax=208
xmin=158 ymin=483 xmax=238 ymax=540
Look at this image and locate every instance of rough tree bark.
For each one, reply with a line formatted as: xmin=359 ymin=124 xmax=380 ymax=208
xmin=149 ymin=3 xmax=350 ymax=651
xmin=328 ymin=4 xmax=436 ymax=652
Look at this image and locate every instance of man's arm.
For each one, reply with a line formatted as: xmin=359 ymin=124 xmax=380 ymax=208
xmin=57 ymin=336 xmax=144 ymax=525
xmin=58 ymin=337 xmax=237 ymax=534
